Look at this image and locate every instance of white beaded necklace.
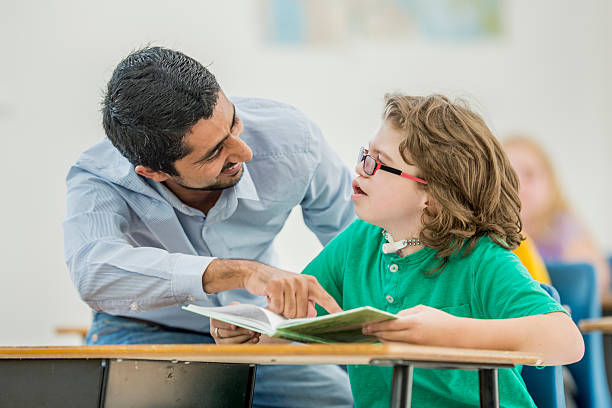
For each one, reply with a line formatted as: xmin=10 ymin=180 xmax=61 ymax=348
xmin=382 ymin=231 xmax=422 ymax=254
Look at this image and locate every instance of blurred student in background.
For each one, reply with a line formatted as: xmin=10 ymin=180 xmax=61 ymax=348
xmin=504 ymin=136 xmax=611 ymax=297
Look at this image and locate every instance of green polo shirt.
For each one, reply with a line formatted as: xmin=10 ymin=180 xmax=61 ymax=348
xmin=303 ymin=219 xmax=566 ymax=408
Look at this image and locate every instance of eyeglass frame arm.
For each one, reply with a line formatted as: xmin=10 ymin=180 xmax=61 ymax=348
xmin=375 ymin=162 xmax=428 ymax=185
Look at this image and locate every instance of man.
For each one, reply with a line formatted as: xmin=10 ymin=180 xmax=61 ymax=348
xmin=63 ymin=47 xmax=354 ymax=407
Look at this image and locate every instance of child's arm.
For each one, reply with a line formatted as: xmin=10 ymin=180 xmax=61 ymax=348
xmin=363 ymin=305 xmax=584 ymax=366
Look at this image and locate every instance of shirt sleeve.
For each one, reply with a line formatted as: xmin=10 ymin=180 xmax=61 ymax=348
xmin=472 ymin=243 xmax=567 ymax=319
xmin=63 ymin=168 xmax=214 ymax=315
xmin=299 ymin=118 xmax=355 ymax=246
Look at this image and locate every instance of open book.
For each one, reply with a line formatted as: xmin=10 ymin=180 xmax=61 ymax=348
xmin=182 ymin=304 xmax=397 ymax=344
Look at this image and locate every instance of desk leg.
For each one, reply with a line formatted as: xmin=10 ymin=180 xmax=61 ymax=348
xmin=390 ymin=364 xmax=413 ymax=408
xmin=478 ymin=368 xmax=499 ymax=408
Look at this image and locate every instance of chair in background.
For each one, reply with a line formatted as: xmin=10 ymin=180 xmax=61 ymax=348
xmin=604 ymin=256 xmax=612 ymax=395
xmin=609 ymin=256 xmax=612 ymax=291
xmin=547 ymin=262 xmax=612 ymax=408
xmin=55 ymin=326 xmax=88 ymax=343
xmin=521 ymin=283 xmax=566 ymax=408
xmin=603 ymin=255 xmax=612 ymax=315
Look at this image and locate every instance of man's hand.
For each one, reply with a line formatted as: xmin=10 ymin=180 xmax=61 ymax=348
xmin=210 ymin=318 xmax=261 ymax=344
xmin=242 ymin=262 xmax=342 ymax=318
xmin=210 ymin=302 xmax=261 ymax=344
xmin=203 ymin=259 xmax=342 ymax=318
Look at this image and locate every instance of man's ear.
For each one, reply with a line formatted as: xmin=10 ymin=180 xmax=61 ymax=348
xmin=135 ymin=165 xmax=170 ymax=183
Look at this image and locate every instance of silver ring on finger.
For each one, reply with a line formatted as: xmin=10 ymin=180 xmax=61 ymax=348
xmin=214 ymin=327 xmax=224 ymax=339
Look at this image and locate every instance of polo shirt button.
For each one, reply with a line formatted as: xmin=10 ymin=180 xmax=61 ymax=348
xmin=187 ymin=296 xmax=196 ymax=302
xmin=386 ymin=295 xmax=394 ymax=304
xmin=130 ymin=302 xmax=138 ymax=311
xmin=389 ymin=264 xmax=399 ymax=273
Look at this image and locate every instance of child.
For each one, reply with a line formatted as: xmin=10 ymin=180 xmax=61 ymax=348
xmin=212 ymin=94 xmax=584 ymax=408
xmin=505 ymin=136 xmax=611 ymax=296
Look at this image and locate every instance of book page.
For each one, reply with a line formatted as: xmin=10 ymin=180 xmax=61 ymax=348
xmin=260 ymin=308 xmax=288 ymax=328
xmin=278 ymin=306 xmax=395 ymax=330
xmin=182 ymin=304 xmax=288 ymax=333
xmin=274 ymin=306 xmax=397 ymax=343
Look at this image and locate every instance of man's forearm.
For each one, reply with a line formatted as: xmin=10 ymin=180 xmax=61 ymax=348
xmin=201 ymin=259 xmax=342 ymax=318
xmin=202 ymin=258 xmax=254 ymax=293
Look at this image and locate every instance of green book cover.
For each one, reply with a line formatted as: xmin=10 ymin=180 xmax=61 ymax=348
xmin=182 ymin=304 xmax=397 ymax=344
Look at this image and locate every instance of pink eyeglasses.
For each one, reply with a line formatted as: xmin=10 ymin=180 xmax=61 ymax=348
xmin=357 ymin=147 xmax=427 ymax=184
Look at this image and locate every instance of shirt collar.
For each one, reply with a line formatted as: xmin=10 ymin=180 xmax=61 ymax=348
xmin=146 ymin=162 xmax=260 ymax=217
xmin=147 ymin=178 xmax=198 ymax=215
xmin=235 ymin=163 xmax=259 ymax=201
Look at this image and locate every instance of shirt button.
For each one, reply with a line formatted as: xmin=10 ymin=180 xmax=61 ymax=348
xmin=389 ymin=264 xmax=399 ymax=273
xmin=386 ymin=295 xmax=394 ymax=304
xmin=187 ymin=296 xmax=196 ymax=302
xmin=130 ymin=302 xmax=138 ymax=311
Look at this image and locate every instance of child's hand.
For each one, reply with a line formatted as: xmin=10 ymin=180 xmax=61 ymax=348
xmin=210 ymin=302 xmax=261 ymax=344
xmin=362 ymin=304 xmax=460 ymax=346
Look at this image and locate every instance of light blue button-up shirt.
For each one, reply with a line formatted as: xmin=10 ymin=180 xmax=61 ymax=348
xmin=63 ymin=97 xmax=355 ymax=333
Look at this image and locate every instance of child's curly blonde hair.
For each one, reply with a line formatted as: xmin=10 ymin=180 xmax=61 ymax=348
xmin=383 ymin=93 xmax=523 ymax=267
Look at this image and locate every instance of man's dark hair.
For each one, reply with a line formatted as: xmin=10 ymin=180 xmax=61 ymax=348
xmin=102 ymin=46 xmax=221 ymax=175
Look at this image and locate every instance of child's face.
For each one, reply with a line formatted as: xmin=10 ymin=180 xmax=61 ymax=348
xmin=352 ymin=120 xmax=429 ymax=234
xmin=505 ymin=144 xmax=552 ymax=223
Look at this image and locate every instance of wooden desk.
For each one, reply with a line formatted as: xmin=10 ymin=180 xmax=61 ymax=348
xmin=580 ymin=316 xmax=612 ymax=333
xmin=0 ymin=343 xmax=540 ymax=408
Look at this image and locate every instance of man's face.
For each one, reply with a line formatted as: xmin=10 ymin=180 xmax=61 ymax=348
xmin=169 ymin=92 xmax=253 ymax=190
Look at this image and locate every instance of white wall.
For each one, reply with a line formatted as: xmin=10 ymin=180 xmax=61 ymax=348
xmin=0 ymin=0 xmax=610 ymax=345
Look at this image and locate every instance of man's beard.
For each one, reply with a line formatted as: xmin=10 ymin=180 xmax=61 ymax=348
xmin=172 ymin=165 xmax=244 ymax=191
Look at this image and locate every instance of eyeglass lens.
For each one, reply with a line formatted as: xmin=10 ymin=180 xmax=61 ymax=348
xmin=358 ymin=147 xmax=376 ymax=175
